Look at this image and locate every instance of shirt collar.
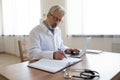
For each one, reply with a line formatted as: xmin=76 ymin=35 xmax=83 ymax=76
xmin=43 ymin=21 xmax=54 ymax=34
xmin=39 ymin=19 xmax=59 ymax=34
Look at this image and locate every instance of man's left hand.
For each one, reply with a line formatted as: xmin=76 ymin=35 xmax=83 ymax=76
xmin=65 ymin=48 xmax=80 ymax=54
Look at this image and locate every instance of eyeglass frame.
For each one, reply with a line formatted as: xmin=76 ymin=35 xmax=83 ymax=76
xmin=50 ymin=13 xmax=62 ymax=22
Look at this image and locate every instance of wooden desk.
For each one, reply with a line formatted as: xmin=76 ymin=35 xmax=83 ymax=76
xmin=0 ymin=52 xmax=120 ymax=80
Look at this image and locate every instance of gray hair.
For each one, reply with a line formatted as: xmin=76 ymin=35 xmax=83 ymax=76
xmin=48 ymin=5 xmax=65 ymax=15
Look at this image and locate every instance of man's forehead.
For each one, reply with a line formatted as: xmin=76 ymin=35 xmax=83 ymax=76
xmin=54 ymin=10 xmax=64 ymax=18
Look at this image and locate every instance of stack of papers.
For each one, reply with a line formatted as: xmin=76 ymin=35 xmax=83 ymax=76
xmin=28 ymin=57 xmax=82 ymax=73
xmin=86 ymin=49 xmax=102 ymax=54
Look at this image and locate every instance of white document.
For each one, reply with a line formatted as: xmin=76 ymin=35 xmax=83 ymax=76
xmin=28 ymin=57 xmax=82 ymax=73
xmin=86 ymin=49 xmax=102 ymax=54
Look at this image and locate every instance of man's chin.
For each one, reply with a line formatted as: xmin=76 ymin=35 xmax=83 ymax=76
xmin=51 ymin=26 xmax=57 ymax=28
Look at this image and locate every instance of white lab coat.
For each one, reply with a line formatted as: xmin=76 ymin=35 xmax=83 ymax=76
xmin=29 ymin=19 xmax=68 ymax=60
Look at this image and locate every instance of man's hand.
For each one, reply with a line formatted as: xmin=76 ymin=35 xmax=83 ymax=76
xmin=65 ymin=48 xmax=80 ymax=54
xmin=53 ymin=50 xmax=65 ymax=60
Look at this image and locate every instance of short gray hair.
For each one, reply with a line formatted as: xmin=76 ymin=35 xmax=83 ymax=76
xmin=48 ymin=5 xmax=65 ymax=15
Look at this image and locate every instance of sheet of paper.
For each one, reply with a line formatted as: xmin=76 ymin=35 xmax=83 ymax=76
xmin=28 ymin=57 xmax=82 ymax=73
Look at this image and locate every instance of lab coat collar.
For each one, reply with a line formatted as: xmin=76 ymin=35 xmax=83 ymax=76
xmin=39 ymin=19 xmax=59 ymax=35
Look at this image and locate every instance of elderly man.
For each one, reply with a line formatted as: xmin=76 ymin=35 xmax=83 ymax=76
xmin=29 ymin=5 xmax=79 ymax=60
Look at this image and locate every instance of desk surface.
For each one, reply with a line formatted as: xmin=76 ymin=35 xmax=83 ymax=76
xmin=0 ymin=52 xmax=120 ymax=80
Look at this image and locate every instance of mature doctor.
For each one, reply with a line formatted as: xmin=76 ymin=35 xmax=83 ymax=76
xmin=29 ymin=5 xmax=80 ymax=60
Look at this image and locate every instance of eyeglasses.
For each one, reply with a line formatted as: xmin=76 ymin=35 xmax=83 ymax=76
xmin=50 ymin=13 xmax=62 ymax=22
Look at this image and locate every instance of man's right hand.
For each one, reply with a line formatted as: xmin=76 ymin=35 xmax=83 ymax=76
xmin=53 ymin=50 xmax=65 ymax=60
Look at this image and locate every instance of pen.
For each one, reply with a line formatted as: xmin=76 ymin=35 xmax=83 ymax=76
xmin=63 ymin=54 xmax=67 ymax=59
xmin=58 ymin=48 xmax=67 ymax=59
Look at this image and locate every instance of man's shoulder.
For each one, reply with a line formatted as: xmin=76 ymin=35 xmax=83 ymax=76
xmin=30 ymin=25 xmax=41 ymax=34
xmin=32 ymin=25 xmax=41 ymax=31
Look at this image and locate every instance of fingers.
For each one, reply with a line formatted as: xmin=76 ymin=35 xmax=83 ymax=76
xmin=66 ymin=48 xmax=80 ymax=54
xmin=53 ymin=48 xmax=80 ymax=59
xmin=53 ymin=50 xmax=66 ymax=60
xmin=74 ymin=49 xmax=80 ymax=53
xmin=65 ymin=49 xmax=73 ymax=53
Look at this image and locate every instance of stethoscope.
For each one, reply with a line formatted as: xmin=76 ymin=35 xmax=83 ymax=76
xmin=64 ymin=69 xmax=100 ymax=79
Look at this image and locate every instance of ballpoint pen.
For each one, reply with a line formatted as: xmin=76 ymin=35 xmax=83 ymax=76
xmin=58 ymin=48 xmax=67 ymax=59
xmin=63 ymin=54 xmax=67 ymax=59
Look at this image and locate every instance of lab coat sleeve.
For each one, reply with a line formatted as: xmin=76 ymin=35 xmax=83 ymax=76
xmin=60 ymin=40 xmax=68 ymax=51
xmin=58 ymin=29 xmax=69 ymax=51
xmin=28 ymin=27 xmax=54 ymax=60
